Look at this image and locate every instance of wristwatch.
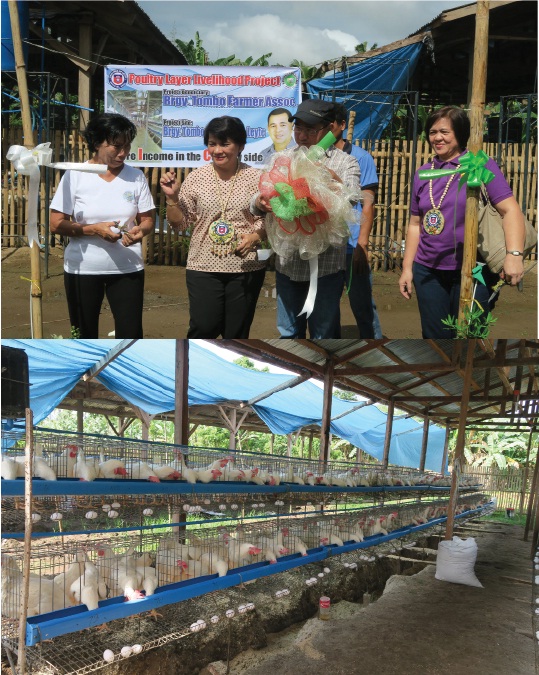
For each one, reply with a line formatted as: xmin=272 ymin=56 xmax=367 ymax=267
xmin=508 ymin=250 xmax=523 ymax=256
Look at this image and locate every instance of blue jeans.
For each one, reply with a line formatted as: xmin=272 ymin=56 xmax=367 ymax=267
xmin=345 ymin=253 xmax=383 ymax=338
xmin=276 ymin=270 xmax=344 ymax=338
xmin=413 ymin=261 xmax=499 ymax=338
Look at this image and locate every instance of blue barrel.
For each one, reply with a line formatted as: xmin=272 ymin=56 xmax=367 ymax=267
xmin=1 ymin=0 xmax=30 ymax=71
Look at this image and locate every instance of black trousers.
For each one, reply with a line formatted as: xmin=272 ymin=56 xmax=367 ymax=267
xmin=64 ymin=270 xmax=145 ymax=338
xmin=186 ymin=269 xmax=266 ymax=338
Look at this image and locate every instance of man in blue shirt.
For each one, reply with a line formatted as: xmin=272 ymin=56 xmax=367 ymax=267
xmin=330 ymin=104 xmax=382 ymax=338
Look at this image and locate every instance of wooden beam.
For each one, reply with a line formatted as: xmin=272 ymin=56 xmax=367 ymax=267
xmin=335 ymin=362 xmax=457 ymax=376
xmin=333 ymin=340 xmax=387 ymax=365
xmin=419 ymin=415 xmax=429 ymax=472
xmin=242 ymin=373 xmax=311 ymax=407
xmin=82 ymin=340 xmax=138 ymax=381
xmin=216 ymin=340 xmax=325 ymax=377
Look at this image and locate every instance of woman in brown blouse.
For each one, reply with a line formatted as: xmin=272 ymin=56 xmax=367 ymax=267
xmin=161 ymin=116 xmax=266 ymax=338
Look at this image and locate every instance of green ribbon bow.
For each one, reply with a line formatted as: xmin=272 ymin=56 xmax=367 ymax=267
xmin=418 ymin=150 xmax=496 ymax=189
xmin=269 ymin=182 xmax=313 ymax=221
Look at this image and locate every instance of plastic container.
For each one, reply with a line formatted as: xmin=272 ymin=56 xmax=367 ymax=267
xmin=319 ymin=596 xmax=330 ymax=620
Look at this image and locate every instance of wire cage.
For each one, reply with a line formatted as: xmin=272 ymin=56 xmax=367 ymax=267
xmin=1 ymin=428 xmax=482 ymax=492
xmin=1 ymin=490 xmax=492 ymax=675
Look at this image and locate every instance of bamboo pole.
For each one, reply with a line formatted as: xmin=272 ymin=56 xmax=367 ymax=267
xmin=458 ymin=1 xmax=490 ymax=324
xmin=173 ymin=339 xmax=189 ymax=539
xmin=519 ymin=429 xmax=534 ymax=515
xmin=8 ymin=0 xmax=43 ymax=337
xmin=18 ymin=408 xmax=34 ymax=675
xmin=419 ymin=415 xmax=429 ymax=472
xmin=445 ymin=340 xmax=476 ymax=539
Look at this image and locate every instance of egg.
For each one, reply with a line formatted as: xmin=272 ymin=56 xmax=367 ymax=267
xmin=231 ymin=504 xmax=238 ymax=510
xmin=31 ymin=513 xmax=41 ymax=522
xmin=210 ymin=615 xmax=220 ymax=624
xmin=120 ymin=646 xmax=132 ymax=658
xmin=107 ymin=510 xmax=119 ymax=518
xmin=142 ymin=508 xmax=153 ymax=516
xmin=102 ymin=504 xmax=111 ymax=512
xmin=197 ymin=620 xmax=206 ymax=629
xmin=111 ymin=502 xmax=121 ymax=509
xmin=318 ymin=573 xmax=324 ymax=578
xmin=85 ymin=511 xmax=98 ymax=519
xmin=183 ymin=504 xmax=190 ymax=511
xmin=203 ymin=499 xmax=211 ymax=505
xmin=190 ymin=623 xmax=200 ymax=632
xmin=131 ymin=644 xmax=142 ymax=655
xmin=246 ymin=603 xmax=255 ymax=611
xmin=323 ymin=567 xmax=330 ymax=573
xmin=219 ymin=505 xmax=227 ymax=511
xmin=225 ymin=609 xmax=235 ymax=618
xmin=50 ymin=512 xmax=62 ymax=521
xmin=103 ymin=650 xmax=115 ymax=663
xmin=238 ymin=604 xmax=247 ymax=613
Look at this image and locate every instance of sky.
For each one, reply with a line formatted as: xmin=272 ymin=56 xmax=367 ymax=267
xmin=137 ymin=0 xmax=462 ymax=67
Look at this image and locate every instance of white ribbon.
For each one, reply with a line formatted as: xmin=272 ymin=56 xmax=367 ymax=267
xmin=298 ymin=256 xmax=319 ymax=318
xmin=6 ymin=142 xmax=107 ymax=248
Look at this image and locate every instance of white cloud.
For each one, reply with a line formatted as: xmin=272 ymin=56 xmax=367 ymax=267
xmin=197 ymin=14 xmax=362 ymax=66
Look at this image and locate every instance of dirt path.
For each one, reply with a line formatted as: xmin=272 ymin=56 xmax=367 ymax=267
xmin=2 ymin=247 xmax=537 ymax=338
xmin=222 ymin=522 xmax=535 ymax=675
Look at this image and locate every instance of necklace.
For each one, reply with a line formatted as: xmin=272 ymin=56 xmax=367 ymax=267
xmin=423 ymin=161 xmax=459 ymax=235
xmin=208 ymin=162 xmax=240 ymax=257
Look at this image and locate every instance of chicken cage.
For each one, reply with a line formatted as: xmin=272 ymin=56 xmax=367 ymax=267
xmin=1 ymin=427 xmax=482 ymax=491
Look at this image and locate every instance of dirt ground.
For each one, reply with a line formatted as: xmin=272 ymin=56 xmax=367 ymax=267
xmin=221 ymin=521 xmax=536 ymax=675
xmin=2 ymin=246 xmax=537 ymax=338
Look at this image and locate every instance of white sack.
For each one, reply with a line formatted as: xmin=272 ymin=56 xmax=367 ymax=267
xmin=435 ymin=536 xmax=483 ymax=588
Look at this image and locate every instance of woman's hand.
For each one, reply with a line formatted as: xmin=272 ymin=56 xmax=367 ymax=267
xmin=160 ymin=170 xmax=180 ymax=200
xmin=399 ymin=269 xmax=414 ymax=300
xmin=255 ymin=194 xmax=272 ymax=213
xmin=121 ymin=225 xmax=144 ymax=247
xmin=89 ymin=222 xmax=122 ymax=242
xmin=235 ymin=232 xmax=260 ymax=258
xmin=500 ymin=254 xmax=524 ymax=286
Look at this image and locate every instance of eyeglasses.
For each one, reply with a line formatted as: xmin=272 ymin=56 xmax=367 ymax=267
xmin=293 ymin=123 xmax=330 ymax=138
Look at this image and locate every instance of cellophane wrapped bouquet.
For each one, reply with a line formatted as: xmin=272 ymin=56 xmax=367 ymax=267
xmin=259 ymin=143 xmax=362 ymax=261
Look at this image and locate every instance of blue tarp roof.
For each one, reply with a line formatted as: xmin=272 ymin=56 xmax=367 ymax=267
xmin=1 ymin=339 xmax=447 ymax=472
xmin=306 ymin=42 xmax=424 ymax=142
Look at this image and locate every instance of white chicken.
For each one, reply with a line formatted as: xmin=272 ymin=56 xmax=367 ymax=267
xmin=14 ymin=455 xmax=57 ymax=481
xmin=149 ymin=463 xmax=181 ymax=481
xmin=226 ymin=541 xmax=262 ymax=568
xmin=53 ymin=549 xmax=88 ymax=604
xmin=70 ymin=560 xmax=105 ymax=610
xmin=2 ymin=553 xmax=70 ymax=618
xmin=98 ymin=451 xmax=128 ymax=479
xmin=73 ymin=449 xmax=97 ymax=482
xmin=127 ymin=461 xmax=160 ymax=482
xmin=1 ymin=456 xmax=19 ymax=480
xmin=175 ymin=452 xmax=197 ymax=484
xmin=195 ymin=468 xmax=223 ymax=483
xmin=136 ymin=565 xmax=159 ymax=596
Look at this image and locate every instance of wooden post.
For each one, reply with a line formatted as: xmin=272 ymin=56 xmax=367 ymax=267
xmin=77 ymin=399 xmax=84 ymax=433
xmin=78 ymin=15 xmax=92 ymax=130
xmin=524 ymin=441 xmax=539 ymax=541
xmin=174 ymin=340 xmax=189 ymax=539
xmin=8 ymin=0 xmax=43 ymax=338
xmin=319 ymin=359 xmax=334 ymax=467
xmin=458 ymin=1 xmax=490 ymax=323
xmin=440 ymin=424 xmax=451 ymax=474
xmin=228 ymin=408 xmax=237 ymax=450
xmin=419 ymin=415 xmax=429 ymax=472
xmin=519 ymin=431 xmax=535 ymax=515
xmin=445 ymin=340 xmax=476 ymax=539
xmin=382 ymin=399 xmax=394 ymax=467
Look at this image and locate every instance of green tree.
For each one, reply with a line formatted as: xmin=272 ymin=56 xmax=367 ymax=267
xmin=233 ymin=356 xmax=269 ymax=372
xmin=175 ymin=32 xmax=272 ymax=67
xmin=354 ymin=41 xmax=378 ymax=53
xmin=333 ymin=389 xmax=359 ymax=401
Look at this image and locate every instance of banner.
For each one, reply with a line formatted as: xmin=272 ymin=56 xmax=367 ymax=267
xmin=104 ymin=65 xmax=301 ymax=168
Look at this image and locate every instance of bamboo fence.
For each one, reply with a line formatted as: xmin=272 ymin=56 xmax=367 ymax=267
xmin=2 ymin=128 xmax=537 ymax=269
xmin=465 ymin=464 xmax=533 ymax=513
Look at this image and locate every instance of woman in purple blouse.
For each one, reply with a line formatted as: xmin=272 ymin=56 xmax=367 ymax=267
xmin=399 ymin=106 xmax=525 ymax=338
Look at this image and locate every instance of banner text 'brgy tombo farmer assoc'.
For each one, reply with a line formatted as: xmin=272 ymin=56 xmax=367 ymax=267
xmin=105 ymin=65 xmax=302 ymax=168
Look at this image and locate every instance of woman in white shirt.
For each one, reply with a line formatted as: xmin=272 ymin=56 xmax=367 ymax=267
xmin=50 ymin=113 xmax=155 ymax=337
